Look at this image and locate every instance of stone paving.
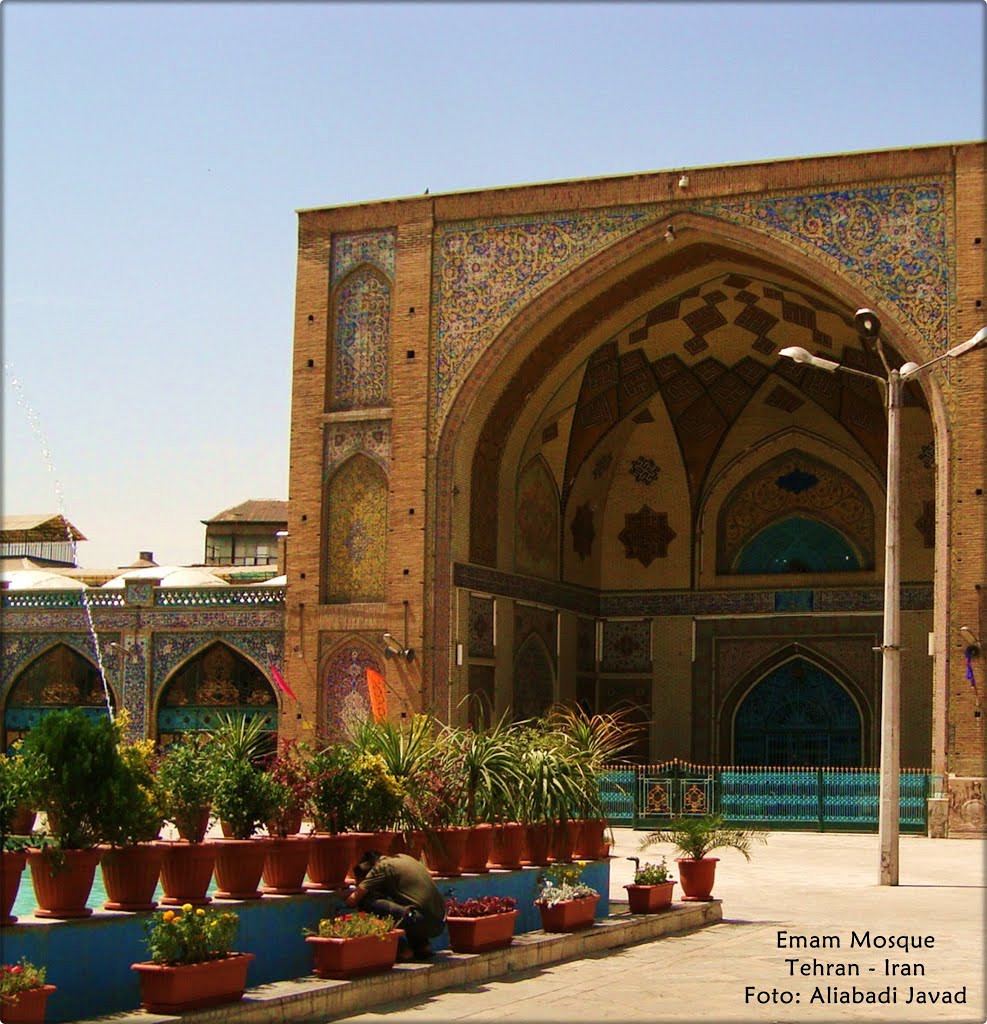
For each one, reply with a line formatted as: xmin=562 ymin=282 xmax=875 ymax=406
xmin=334 ymin=828 xmax=986 ymax=1023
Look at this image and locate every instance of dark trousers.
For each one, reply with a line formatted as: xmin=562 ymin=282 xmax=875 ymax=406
xmin=362 ymin=896 xmax=434 ymax=955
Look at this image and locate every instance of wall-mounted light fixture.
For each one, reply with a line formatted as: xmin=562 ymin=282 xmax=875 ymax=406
xmin=664 ymin=224 xmax=676 ymax=243
xmin=678 ymin=174 xmax=689 ymax=189
xmin=383 ymin=600 xmax=415 ymax=661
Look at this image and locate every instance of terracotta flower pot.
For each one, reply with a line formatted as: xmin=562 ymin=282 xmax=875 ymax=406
xmin=26 ymin=846 xmax=103 ymax=919
xmin=210 ymin=838 xmax=271 ymax=900
xmin=676 ymin=857 xmax=718 ymax=901
xmin=9 ymin=806 xmax=36 ymax=836
xmin=306 ymin=931 xmax=402 ymax=979
xmin=488 ymin=822 xmax=524 ymax=869
xmin=344 ymin=833 xmax=376 ymax=883
xmin=624 ymin=881 xmax=675 ymax=913
xmin=1 ymin=983 xmax=57 ymax=1023
xmin=176 ymin=807 xmax=211 ymax=844
xmin=131 ymin=953 xmax=254 ymax=1014
xmin=571 ymin=818 xmax=608 ymax=860
xmin=460 ymin=823 xmax=493 ymax=874
xmin=446 ymin=910 xmax=518 ymax=953
xmin=265 ymin=808 xmax=304 ymax=837
xmin=521 ymin=823 xmax=551 ymax=866
xmin=1 ymin=849 xmax=28 ymax=925
xmin=157 ymin=841 xmax=216 ymax=906
xmin=536 ymin=894 xmax=599 ymax=932
xmin=100 ymin=843 xmax=165 ymax=912
xmin=425 ymin=826 xmax=469 ymax=877
xmin=261 ymin=835 xmax=314 ymax=895
xmin=548 ymin=820 xmax=577 ymax=864
xmin=305 ymin=833 xmax=356 ymax=890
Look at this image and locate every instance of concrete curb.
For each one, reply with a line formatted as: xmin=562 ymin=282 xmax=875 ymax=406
xmin=78 ymin=901 xmax=722 ymax=1024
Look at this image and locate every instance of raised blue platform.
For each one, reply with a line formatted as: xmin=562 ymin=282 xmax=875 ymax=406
xmin=2 ymin=860 xmax=610 ymax=1023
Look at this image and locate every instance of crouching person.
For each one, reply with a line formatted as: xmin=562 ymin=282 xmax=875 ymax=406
xmin=346 ymin=850 xmax=446 ymax=961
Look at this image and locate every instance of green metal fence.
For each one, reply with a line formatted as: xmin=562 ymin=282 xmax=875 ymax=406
xmin=599 ymin=761 xmax=932 ymax=833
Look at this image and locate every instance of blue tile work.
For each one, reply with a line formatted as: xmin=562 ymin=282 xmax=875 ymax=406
xmin=601 ymin=619 xmax=651 ymax=673
xmin=704 ymin=183 xmax=949 ymax=355
xmin=774 ymin=590 xmax=815 ymax=613
xmin=121 ymin=637 xmax=148 ymax=740
xmin=331 ymin=230 xmax=396 ymax=287
xmin=468 ymin=594 xmax=495 ymax=658
xmin=432 ymin=208 xmax=663 ymax=423
xmin=151 ymin=631 xmax=284 ymax=696
xmin=330 ymin=267 xmax=391 ymax=410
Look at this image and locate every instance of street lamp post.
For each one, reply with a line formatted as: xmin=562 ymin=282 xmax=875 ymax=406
xmin=780 ymin=312 xmax=987 ymax=886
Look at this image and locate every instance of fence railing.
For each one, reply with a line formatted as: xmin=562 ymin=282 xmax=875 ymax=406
xmin=598 ymin=760 xmax=932 ymax=833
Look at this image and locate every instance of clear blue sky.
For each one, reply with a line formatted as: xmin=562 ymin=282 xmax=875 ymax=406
xmin=3 ymin=1 xmax=984 ymax=569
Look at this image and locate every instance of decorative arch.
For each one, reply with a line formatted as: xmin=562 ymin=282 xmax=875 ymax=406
xmin=327 ymin=264 xmax=392 ymax=411
xmin=154 ymin=640 xmax=277 ymax=746
xmin=322 ymin=638 xmax=384 ymax=741
xmin=717 ymin=450 xmax=874 ymax=574
xmin=3 ymin=642 xmax=116 ymax=748
xmin=512 ymin=633 xmax=555 ymax=721
xmin=730 ymin=656 xmax=863 ymax=767
xmin=514 ymin=455 xmax=559 ymax=579
xmin=324 ymin=454 xmax=388 ymax=603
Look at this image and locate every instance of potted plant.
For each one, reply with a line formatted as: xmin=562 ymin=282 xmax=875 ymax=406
xmin=260 ymin=739 xmax=315 ymax=895
xmin=638 ymin=814 xmax=767 ymax=901
xmin=0 ymin=958 xmax=56 ymax=1024
xmin=533 ymin=861 xmax=600 ymax=932
xmin=1 ymin=748 xmax=40 ymax=925
xmin=132 ymin=904 xmax=252 ymax=1013
xmin=155 ymin=734 xmax=218 ymax=906
xmin=444 ymin=894 xmax=519 ymax=953
xmin=304 ymin=911 xmax=403 ymax=979
xmin=99 ymin=720 xmax=166 ymax=912
xmin=18 ymin=709 xmax=126 ymax=918
xmin=305 ymin=743 xmax=360 ymax=890
xmin=207 ymin=714 xmax=278 ymax=900
xmin=624 ymin=856 xmax=675 ymax=913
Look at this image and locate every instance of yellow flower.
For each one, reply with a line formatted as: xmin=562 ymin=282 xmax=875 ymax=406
xmin=182 ymin=903 xmax=193 ymax=913
xmin=196 ymin=908 xmax=206 ymax=916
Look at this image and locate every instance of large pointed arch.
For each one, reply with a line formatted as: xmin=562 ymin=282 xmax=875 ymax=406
xmin=153 ymin=639 xmax=278 ymax=745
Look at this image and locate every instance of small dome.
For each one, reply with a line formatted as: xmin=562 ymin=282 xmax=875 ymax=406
xmin=252 ymin=574 xmax=286 ymax=586
xmin=0 ymin=569 xmax=88 ymax=591
xmin=100 ymin=566 xmax=229 ymax=589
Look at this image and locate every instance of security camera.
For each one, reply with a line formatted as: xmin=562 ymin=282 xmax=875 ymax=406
xmin=382 ymin=633 xmax=415 ymax=662
xmin=855 ymin=308 xmax=882 ymax=339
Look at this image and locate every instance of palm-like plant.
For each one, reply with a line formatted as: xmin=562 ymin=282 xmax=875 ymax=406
xmin=441 ymin=713 xmax=525 ymax=825
xmin=639 ymin=814 xmax=768 ymax=861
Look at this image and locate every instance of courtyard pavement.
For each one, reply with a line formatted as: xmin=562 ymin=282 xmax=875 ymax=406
xmin=332 ymin=827 xmax=986 ymax=1024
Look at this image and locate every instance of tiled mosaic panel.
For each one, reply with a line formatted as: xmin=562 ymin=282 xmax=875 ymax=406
xmin=514 ymin=457 xmax=559 ymax=579
xmin=468 ymin=595 xmax=495 ymax=659
xmin=122 ymin=638 xmax=148 ymax=741
xmin=326 ymin=455 xmax=387 ymax=602
xmin=705 ymin=184 xmax=949 ymax=354
xmin=598 ymin=678 xmax=651 ymax=760
xmin=514 ymin=604 xmax=557 ymax=670
xmin=617 ymin=507 xmax=677 ymax=567
xmin=325 ymin=421 xmax=391 ymax=475
xmin=331 ymin=230 xmax=396 ymax=287
xmin=323 ymin=639 xmax=383 ymax=741
xmin=151 ymin=632 xmax=283 ymax=696
xmin=718 ymin=450 xmax=874 ymax=573
xmin=512 ymin=634 xmax=554 ymax=721
xmin=433 ymin=206 xmax=662 ymax=422
xmin=576 ymin=617 xmax=596 ymax=672
xmin=331 ymin=267 xmax=391 ymax=410
xmin=601 ymin=619 xmax=651 ymax=673
xmin=1 ymin=631 xmax=118 ymax=693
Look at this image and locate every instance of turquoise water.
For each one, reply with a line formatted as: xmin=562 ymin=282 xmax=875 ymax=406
xmin=10 ymin=873 xmax=219 ymax=920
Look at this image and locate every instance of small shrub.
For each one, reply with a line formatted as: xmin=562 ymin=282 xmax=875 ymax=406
xmin=445 ymin=895 xmax=518 ymax=917
xmin=308 ymin=912 xmax=399 ymax=939
xmin=143 ymin=905 xmax=239 ymax=966
xmin=0 ymin=958 xmax=47 ymax=1002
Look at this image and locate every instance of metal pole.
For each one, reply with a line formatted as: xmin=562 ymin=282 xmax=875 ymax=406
xmin=878 ymin=369 xmax=902 ymax=885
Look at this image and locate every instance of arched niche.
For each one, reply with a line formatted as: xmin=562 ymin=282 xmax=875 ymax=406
xmin=327 ymin=264 xmax=392 ymax=411
xmin=514 ymin=455 xmax=560 ymax=579
xmin=512 ymin=633 xmax=555 ymax=721
xmin=322 ymin=638 xmax=385 ymax=741
xmin=730 ymin=655 xmax=864 ymax=767
xmin=154 ymin=640 xmax=277 ymax=747
xmin=3 ymin=642 xmax=116 ymax=748
xmin=323 ymin=454 xmax=388 ymax=603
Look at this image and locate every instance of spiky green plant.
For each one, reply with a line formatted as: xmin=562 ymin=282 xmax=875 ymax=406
xmin=638 ymin=814 xmax=768 ymax=861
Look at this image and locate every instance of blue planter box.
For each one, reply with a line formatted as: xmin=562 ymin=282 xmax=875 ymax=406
xmin=2 ymin=859 xmax=610 ymax=1022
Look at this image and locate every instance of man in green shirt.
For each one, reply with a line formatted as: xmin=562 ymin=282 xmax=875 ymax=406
xmin=346 ymin=850 xmax=446 ymax=960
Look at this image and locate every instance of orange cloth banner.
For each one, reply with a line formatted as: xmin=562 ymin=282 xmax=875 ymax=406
xmin=366 ymin=667 xmax=387 ymax=722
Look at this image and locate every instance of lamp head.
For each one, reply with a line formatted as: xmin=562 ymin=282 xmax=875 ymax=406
xmin=855 ymin=308 xmax=881 ymax=339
